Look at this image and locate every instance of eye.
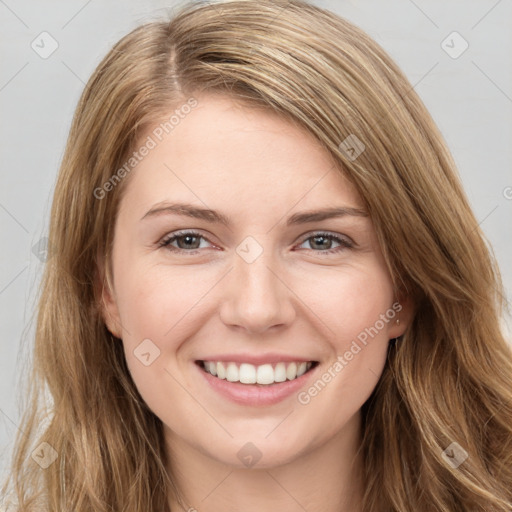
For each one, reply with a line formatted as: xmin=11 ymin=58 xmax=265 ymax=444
xmin=158 ymin=230 xmax=213 ymax=253
xmin=158 ymin=230 xmax=354 ymax=255
xmin=296 ymin=232 xmax=354 ymax=254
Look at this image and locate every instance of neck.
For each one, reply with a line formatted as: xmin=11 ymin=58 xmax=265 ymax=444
xmin=165 ymin=412 xmax=364 ymax=512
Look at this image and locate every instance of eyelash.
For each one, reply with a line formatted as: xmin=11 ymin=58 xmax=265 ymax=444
xmin=158 ymin=230 xmax=354 ymax=255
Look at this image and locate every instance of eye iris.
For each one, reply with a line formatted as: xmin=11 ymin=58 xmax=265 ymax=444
xmin=311 ymin=235 xmax=332 ymax=250
xmin=165 ymin=232 xmax=346 ymax=252
xmin=177 ymin=234 xmax=200 ymax=249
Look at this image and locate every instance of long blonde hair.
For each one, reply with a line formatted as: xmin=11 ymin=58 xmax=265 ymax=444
xmin=3 ymin=1 xmax=511 ymax=510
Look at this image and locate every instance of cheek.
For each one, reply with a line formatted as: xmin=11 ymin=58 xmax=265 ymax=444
xmin=114 ymin=253 xmax=212 ymax=340
xmin=112 ymin=260 xmax=218 ymax=409
xmin=293 ymin=265 xmax=394 ymax=415
xmin=114 ymin=279 xmax=190 ymax=421
xmin=296 ymin=262 xmax=395 ymax=347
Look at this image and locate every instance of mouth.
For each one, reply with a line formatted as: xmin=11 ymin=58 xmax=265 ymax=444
xmin=195 ymin=360 xmax=319 ymax=386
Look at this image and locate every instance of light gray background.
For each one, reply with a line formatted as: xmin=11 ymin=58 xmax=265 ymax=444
xmin=1 ymin=0 xmax=511 ymax=480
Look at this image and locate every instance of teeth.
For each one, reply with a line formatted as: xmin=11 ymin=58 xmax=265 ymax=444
xmin=207 ymin=361 xmax=217 ymax=376
xmin=274 ymin=362 xmax=287 ymax=382
xmin=256 ymin=364 xmax=274 ymax=385
xmin=202 ymin=360 xmax=314 ymax=385
xmin=226 ymin=363 xmax=239 ymax=382
xmin=286 ymin=362 xmax=297 ymax=380
xmin=240 ymin=363 xmax=257 ymax=384
xmin=217 ymin=362 xmax=226 ymax=379
xmin=297 ymin=362 xmax=307 ymax=377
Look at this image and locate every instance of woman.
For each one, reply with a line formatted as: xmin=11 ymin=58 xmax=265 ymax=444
xmin=2 ymin=1 xmax=511 ymax=510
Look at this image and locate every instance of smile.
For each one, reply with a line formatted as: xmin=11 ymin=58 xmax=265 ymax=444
xmin=197 ymin=360 xmax=318 ymax=386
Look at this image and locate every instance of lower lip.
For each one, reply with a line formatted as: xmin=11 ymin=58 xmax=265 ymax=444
xmin=196 ymin=362 xmax=317 ymax=406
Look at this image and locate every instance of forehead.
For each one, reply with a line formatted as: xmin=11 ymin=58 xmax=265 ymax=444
xmin=119 ymin=93 xmax=363 ymax=215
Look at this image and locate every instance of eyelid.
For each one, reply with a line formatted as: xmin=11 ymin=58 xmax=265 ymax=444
xmin=158 ymin=229 xmax=355 ymax=254
xmin=158 ymin=229 xmax=215 ymax=250
xmin=296 ymin=231 xmax=355 ymax=247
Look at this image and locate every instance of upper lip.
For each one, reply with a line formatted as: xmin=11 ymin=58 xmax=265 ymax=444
xmin=197 ymin=353 xmax=318 ymax=366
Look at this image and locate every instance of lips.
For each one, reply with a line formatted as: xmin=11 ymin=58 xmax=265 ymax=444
xmin=195 ymin=358 xmax=319 ymax=406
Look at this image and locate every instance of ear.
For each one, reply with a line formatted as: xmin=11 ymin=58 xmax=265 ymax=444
xmin=387 ymin=291 xmax=415 ymax=340
xmin=95 ymin=253 xmax=123 ymax=339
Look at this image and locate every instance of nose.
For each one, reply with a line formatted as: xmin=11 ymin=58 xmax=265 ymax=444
xmin=219 ymin=245 xmax=296 ymax=334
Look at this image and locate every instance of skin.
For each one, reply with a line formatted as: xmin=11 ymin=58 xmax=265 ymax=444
xmin=102 ymin=93 xmax=412 ymax=512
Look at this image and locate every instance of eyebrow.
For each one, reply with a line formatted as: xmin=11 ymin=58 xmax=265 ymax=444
xmin=140 ymin=201 xmax=368 ymax=226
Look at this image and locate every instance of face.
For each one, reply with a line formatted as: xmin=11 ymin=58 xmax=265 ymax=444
xmin=101 ymin=93 xmax=409 ymax=469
